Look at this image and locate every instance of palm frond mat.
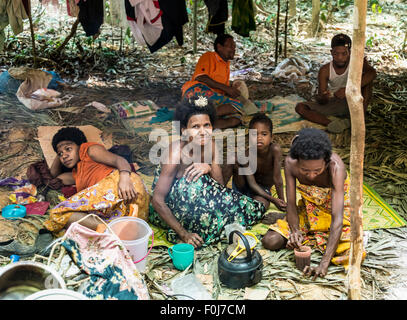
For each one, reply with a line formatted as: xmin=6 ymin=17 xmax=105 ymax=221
xmin=138 ymin=170 xmax=406 ymax=248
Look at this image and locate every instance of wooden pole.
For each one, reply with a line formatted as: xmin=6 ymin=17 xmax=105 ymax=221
xmin=27 ymin=0 xmax=37 ymax=67
xmin=346 ymin=0 xmax=368 ymax=300
xmin=275 ymin=0 xmax=281 ymax=66
xmin=120 ymin=27 xmax=123 ymax=54
xmin=193 ymin=0 xmax=198 ymax=54
xmin=284 ymin=0 xmax=288 ymax=58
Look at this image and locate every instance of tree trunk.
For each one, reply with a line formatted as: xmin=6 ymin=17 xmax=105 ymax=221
xmin=284 ymin=0 xmax=289 ymax=58
xmin=402 ymin=28 xmax=407 ymax=54
xmin=310 ymin=0 xmax=320 ymax=37
xmin=193 ymin=0 xmax=198 ymax=54
xmin=275 ymin=0 xmax=281 ymax=66
xmin=289 ymin=0 xmax=296 ymax=18
xmin=346 ymin=0 xmax=368 ymax=301
xmin=27 ymin=0 xmax=37 ymax=67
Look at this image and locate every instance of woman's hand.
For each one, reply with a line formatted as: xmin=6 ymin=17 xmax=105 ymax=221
xmin=286 ymin=229 xmax=304 ymax=250
xmin=224 ymin=86 xmax=241 ymax=99
xmin=303 ymin=260 xmax=330 ymax=280
xmin=271 ymin=198 xmax=287 ymax=211
xmin=118 ymin=172 xmax=138 ymax=201
xmin=181 ymin=232 xmax=204 ymax=248
xmin=184 ymin=163 xmax=211 ymax=182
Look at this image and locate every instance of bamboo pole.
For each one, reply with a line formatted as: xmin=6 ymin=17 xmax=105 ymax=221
xmin=275 ymin=0 xmax=281 ymax=66
xmin=27 ymin=0 xmax=37 ymax=67
xmin=346 ymin=0 xmax=368 ymax=300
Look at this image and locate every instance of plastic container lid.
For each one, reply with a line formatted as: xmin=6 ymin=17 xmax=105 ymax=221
xmin=1 ymin=204 xmax=26 ymax=220
xmin=24 ymin=289 xmax=88 ymax=300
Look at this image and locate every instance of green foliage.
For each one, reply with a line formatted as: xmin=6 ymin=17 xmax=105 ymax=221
xmin=124 ymin=27 xmax=133 ymax=45
xmin=369 ymin=0 xmax=383 ymax=14
xmin=366 ymin=34 xmax=377 ymax=48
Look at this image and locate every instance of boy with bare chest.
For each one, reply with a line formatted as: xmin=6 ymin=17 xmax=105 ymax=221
xmin=232 ymin=113 xmax=286 ymax=211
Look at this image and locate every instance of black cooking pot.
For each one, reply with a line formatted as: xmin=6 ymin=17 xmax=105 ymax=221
xmin=218 ymin=230 xmax=263 ymax=289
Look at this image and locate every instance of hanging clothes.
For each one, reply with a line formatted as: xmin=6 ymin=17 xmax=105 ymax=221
xmin=204 ymin=0 xmax=228 ymax=36
xmin=77 ymin=0 xmax=104 ymax=37
xmin=147 ymin=0 xmax=188 ymax=53
xmin=232 ymin=0 xmax=256 ymax=37
xmin=108 ymin=0 xmax=129 ymax=29
xmin=0 ymin=0 xmax=29 ymax=52
xmin=125 ymin=0 xmax=145 ymax=45
xmin=125 ymin=0 xmax=163 ymax=47
xmin=66 ymin=0 xmax=79 ymax=17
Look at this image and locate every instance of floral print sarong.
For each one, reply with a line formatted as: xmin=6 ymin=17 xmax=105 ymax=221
xmin=148 ymin=165 xmax=266 ymax=245
xmin=62 ymin=222 xmax=150 ymax=300
xmin=183 ymin=83 xmax=243 ymax=119
xmin=268 ymin=175 xmax=363 ymax=267
xmin=44 ymin=170 xmax=150 ymax=233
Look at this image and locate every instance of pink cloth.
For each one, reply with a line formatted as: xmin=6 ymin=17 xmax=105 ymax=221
xmin=63 ymin=223 xmax=150 ymax=300
xmin=25 ymin=201 xmax=50 ymax=215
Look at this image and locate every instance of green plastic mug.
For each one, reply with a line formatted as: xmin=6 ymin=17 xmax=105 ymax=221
xmin=168 ymin=243 xmax=194 ymax=271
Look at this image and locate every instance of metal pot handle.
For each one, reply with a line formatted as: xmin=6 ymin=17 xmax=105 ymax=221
xmin=229 ymin=230 xmax=252 ymax=261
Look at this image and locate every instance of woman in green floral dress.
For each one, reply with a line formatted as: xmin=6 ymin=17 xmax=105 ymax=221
xmin=149 ymin=97 xmax=266 ymax=248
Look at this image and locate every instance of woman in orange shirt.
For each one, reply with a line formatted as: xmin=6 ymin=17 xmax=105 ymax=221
xmin=181 ymin=34 xmax=244 ymax=129
xmin=43 ymin=127 xmax=149 ymax=234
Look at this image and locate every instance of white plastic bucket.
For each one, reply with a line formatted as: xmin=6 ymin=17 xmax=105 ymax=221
xmin=107 ymin=217 xmax=153 ymax=273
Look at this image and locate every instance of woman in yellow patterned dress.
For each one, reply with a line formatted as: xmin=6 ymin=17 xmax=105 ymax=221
xmin=262 ymin=128 xmax=358 ymax=280
xmin=43 ymin=127 xmax=149 ymax=234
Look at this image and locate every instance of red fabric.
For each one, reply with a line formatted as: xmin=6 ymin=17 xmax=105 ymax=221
xmin=25 ymin=202 xmax=50 ymax=216
xmin=26 ymin=160 xmax=64 ymax=190
xmin=61 ymin=186 xmax=77 ymax=198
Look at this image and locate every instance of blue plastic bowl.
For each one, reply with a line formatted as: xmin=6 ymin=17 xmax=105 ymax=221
xmin=1 ymin=204 xmax=26 ymax=220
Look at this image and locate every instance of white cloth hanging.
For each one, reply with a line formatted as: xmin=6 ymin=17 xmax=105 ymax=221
xmin=128 ymin=0 xmax=163 ymax=46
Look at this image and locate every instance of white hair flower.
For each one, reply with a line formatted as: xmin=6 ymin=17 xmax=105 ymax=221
xmin=194 ymin=96 xmax=208 ymax=108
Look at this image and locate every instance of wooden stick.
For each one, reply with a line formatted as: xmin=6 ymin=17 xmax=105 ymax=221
xmin=193 ymin=0 xmax=197 ymax=54
xmin=284 ymin=0 xmax=289 ymax=58
xmin=27 ymin=0 xmax=37 ymax=67
xmin=54 ymin=17 xmax=80 ymax=55
xmin=120 ymin=27 xmax=123 ymax=53
xmin=275 ymin=0 xmax=281 ymax=66
xmin=346 ymin=0 xmax=368 ymax=301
